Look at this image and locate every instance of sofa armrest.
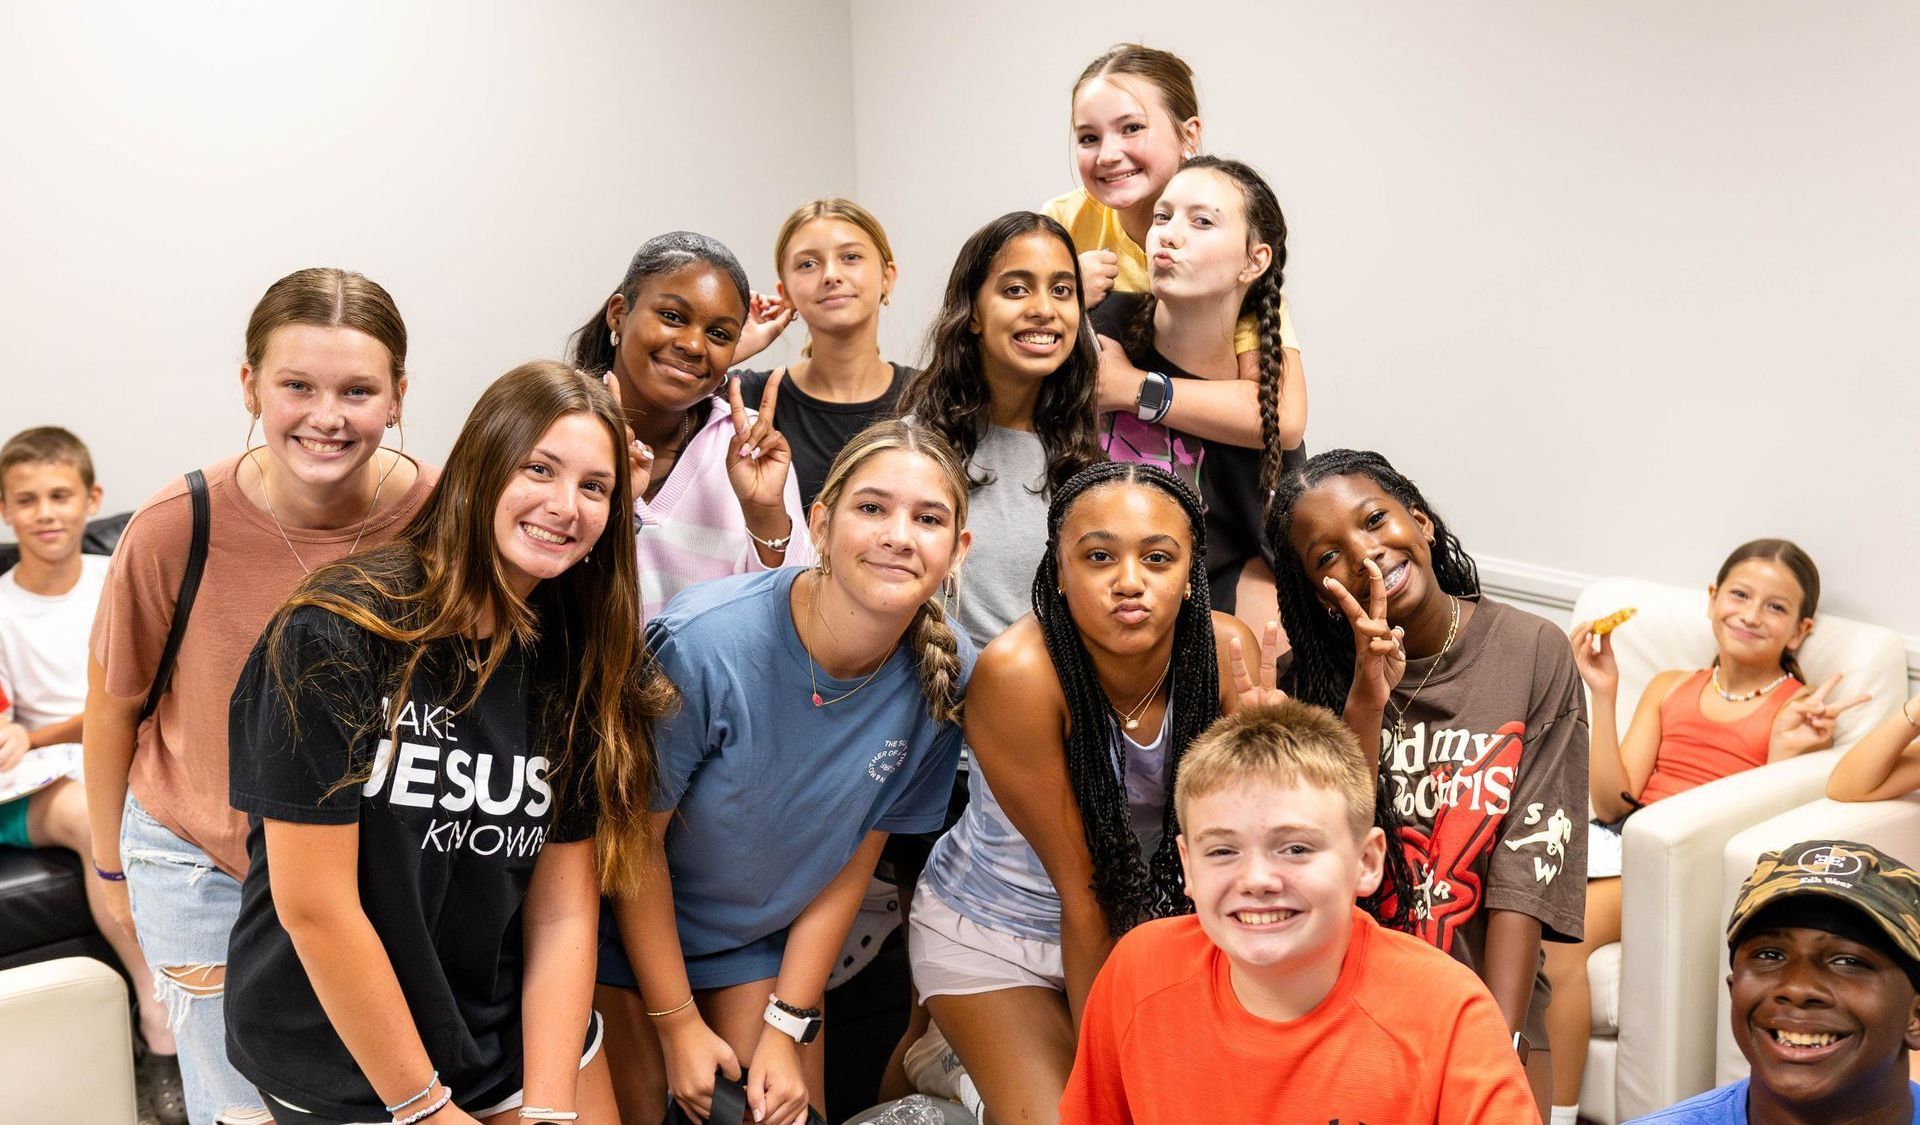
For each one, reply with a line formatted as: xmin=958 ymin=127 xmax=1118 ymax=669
xmin=0 ymin=956 xmax=137 ymax=1123
xmin=1715 ymin=792 xmax=1920 ymax=1085
xmin=1615 ymin=749 xmax=1841 ymax=1119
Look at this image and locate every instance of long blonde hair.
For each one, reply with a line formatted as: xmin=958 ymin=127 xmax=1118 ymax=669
xmin=812 ymin=418 xmax=968 ymax=723
xmin=773 ymin=198 xmax=896 ymax=359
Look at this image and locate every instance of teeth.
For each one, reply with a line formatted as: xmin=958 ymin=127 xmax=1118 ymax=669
xmin=522 ymin=524 xmax=568 ymax=545
xmin=1016 ymin=332 xmax=1059 ymax=344
xmin=1774 ymin=1029 xmax=1839 ymax=1048
xmin=298 ymin=438 xmax=346 ymax=453
xmin=1236 ymin=909 xmax=1292 ymax=926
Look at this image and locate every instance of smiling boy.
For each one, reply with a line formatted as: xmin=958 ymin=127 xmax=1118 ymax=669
xmin=1058 ymin=697 xmax=1539 ymax=1124
xmin=1629 ymin=840 xmax=1920 ymax=1124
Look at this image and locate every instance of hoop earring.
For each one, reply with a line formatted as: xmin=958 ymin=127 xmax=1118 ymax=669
xmin=386 ymin=416 xmax=397 ymax=429
xmin=609 ymin=329 xmax=619 ymax=349
xmin=1326 ymin=605 xmax=1341 ymax=620
xmin=818 ymin=559 xmax=832 ymax=579
xmin=242 ymin=411 xmax=260 ymax=455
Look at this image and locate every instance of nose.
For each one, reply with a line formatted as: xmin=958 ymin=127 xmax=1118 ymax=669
xmin=544 ymin=482 xmax=579 ymax=522
xmin=878 ymin=506 xmax=914 ymax=549
xmin=1242 ymin=851 xmax=1287 ymax=893
xmin=820 ymin=256 xmax=842 ymax=286
xmin=1157 ymin=223 xmax=1184 ymax=250
xmin=1097 ymin=134 xmax=1124 ymax=167
xmin=310 ymin=395 xmax=346 ymax=433
xmin=1114 ymin=554 xmax=1145 ymax=594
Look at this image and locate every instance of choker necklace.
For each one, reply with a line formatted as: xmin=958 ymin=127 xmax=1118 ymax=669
xmin=1105 ymin=660 xmax=1172 ymax=731
xmin=1711 ymin=665 xmax=1791 ymax=703
xmin=248 ymin=449 xmax=396 ymax=575
xmin=803 ymin=572 xmax=889 ymax=708
xmin=1389 ymin=595 xmax=1460 ymax=743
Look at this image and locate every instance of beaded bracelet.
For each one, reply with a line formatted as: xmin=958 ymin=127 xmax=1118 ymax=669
xmin=396 ymin=1087 xmax=452 ymax=1125
xmin=385 ymin=1072 xmax=439 ymax=1114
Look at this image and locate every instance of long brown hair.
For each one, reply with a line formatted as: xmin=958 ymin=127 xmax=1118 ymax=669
xmin=267 ymin=360 xmax=671 ymax=894
xmin=812 ymin=418 xmax=969 ymax=724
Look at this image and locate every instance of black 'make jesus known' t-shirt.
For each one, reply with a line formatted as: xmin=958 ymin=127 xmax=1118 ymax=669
xmin=225 ymin=603 xmax=598 ymax=1121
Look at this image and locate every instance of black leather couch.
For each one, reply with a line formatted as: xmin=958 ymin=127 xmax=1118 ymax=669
xmin=0 ymin=512 xmax=132 ymax=975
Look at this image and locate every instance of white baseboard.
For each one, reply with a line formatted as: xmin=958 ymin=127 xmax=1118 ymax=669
xmin=1475 ymin=553 xmax=1920 ymax=692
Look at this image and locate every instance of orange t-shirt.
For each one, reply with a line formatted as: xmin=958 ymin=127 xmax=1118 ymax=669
xmin=90 ymin=454 xmax=434 ymax=877
xmin=1638 ymin=669 xmax=1799 ymax=805
xmin=1059 ymin=909 xmax=1539 ymax=1125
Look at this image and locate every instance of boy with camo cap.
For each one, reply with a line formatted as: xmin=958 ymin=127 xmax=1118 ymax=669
xmin=1632 ymin=839 xmax=1920 ymax=1124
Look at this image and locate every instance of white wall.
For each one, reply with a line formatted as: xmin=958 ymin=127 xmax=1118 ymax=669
xmin=2 ymin=0 xmax=852 ymax=515
xmin=849 ymin=1 xmax=1920 ymax=645
xmin=9 ymin=2 xmax=1918 ymax=650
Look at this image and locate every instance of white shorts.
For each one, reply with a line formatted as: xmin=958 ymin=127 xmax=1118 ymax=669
xmin=908 ymin=882 xmax=1064 ymax=1000
xmin=1588 ymin=818 xmax=1624 ymax=880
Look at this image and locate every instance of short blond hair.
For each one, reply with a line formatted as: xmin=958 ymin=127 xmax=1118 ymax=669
xmin=1176 ymin=698 xmax=1375 ymax=840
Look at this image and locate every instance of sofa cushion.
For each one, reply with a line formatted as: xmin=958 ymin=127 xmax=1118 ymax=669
xmin=1588 ymin=939 xmax=1621 ymax=1034
xmin=0 ymin=848 xmax=94 ymax=958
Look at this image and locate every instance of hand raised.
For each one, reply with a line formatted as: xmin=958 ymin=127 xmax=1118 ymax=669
xmin=732 ymin=290 xmax=797 ymax=366
xmin=1326 ymin=558 xmax=1406 ymax=712
xmin=1569 ymin=620 xmax=1619 ymax=697
xmin=726 ymin=371 xmax=794 ymax=514
xmin=1228 ymin=619 xmax=1289 ymax=711
xmin=1080 ymin=249 xmax=1119 ymax=309
xmin=1771 ymin=672 xmax=1873 ymax=757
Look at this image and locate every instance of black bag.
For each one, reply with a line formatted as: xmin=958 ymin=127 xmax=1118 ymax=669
xmin=661 ymin=1069 xmax=828 ymax=1125
xmin=139 ymin=470 xmax=211 ymax=724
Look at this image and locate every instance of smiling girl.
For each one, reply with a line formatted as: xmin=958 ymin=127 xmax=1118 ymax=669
xmin=909 ymin=462 xmax=1282 ymax=1124
xmin=1267 ymin=448 xmax=1588 ymax=1115
xmin=569 ymin=231 xmax=815 ymax=622
xmin=85 ymin=268 xmax=435 ymax=1125
xmin=1092 ymin=156 xmax=1305 ymax=630
xmin=223 ymin=362 xmax=659 ymax=1125
xmin=895 ymin=212 xmax=1102 ymax=652
xmin=600 ymin=420 xmax=973 ymax=1125
xmin=1044 ymin=45 xmax=1302 ymax=407
xmin=734 ymin=199 xmax=912 ymax=508
xmin=1545 ymin=540 xmax=1869 ymax=1125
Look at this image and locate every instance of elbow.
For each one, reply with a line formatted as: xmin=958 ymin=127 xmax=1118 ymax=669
xmin=1825 ymin=775 xmax=1872 ymax=803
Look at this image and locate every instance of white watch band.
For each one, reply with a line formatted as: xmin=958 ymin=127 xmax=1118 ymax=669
xmin=763 ymin=997 xmax=820 ymax=1044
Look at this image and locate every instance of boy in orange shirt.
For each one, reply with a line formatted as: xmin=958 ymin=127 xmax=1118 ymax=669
xmin=1059 ymin=697 xmax=1540 ymax=1124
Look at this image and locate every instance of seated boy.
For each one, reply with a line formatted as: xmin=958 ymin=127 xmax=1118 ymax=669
xmin=0 ymin=426 xmax=182 ymax=1123
xmin=1629 ymin=839 xmax=1920 ymax=1124
xmin=1058 ymin=698 xmax=1539 ymax=1124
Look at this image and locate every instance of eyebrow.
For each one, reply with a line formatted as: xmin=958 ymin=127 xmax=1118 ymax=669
xmin=653 ymin=292 xmax=742 ymax=331
xmin=850 ymin=484 xmax=952 ymax=515
xmin=531 ymin=447 xmax=615 ymax=479
xmin=1074 ymin=110 xmax=1148 ymax=132
xmin=1073 ymin=530 xmax=1182 ymax=548
xmin=1193 ymin=823 xmax=1330 ymax=844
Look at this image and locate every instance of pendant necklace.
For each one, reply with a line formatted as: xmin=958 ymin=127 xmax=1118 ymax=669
xmin=1711 ymin=665 xmax=1790 ymax=703
xmin=1388 ymin=595 xmax=1461 ymax=743
xmin=249 ymin=448 xmax=395 ymax=575
xmin=803 ymin=572 xmax=888 ymax=708
xmin=1106 ymin=659 xmax=1172 ymax=731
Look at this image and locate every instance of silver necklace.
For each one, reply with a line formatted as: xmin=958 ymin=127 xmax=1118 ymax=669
xmin=1711 ymin=665 xmax=1791 ymax=703
xmin=248 ymin=449 xmax=395 ymax=575
xmin=802 ymin=572 xmax=890 ymax=708
xmin=1389 ymin=595 xmax=1460 ymax=743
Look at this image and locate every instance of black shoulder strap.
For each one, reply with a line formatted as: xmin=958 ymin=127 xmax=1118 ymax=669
xmin=139 ymin=470 xmax=210 ymax=724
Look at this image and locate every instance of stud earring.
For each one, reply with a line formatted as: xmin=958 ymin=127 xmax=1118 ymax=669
xmin=386 ymin=417 xmax=397 ymax=429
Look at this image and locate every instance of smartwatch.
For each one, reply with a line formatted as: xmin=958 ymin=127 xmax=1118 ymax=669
xmin=763 ymin=995 xmax=823 ymax=1045
xmin=1135 ymin=371 xmax=1173 ymax=424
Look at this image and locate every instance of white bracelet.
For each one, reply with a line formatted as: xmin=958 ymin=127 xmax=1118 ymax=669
xmin=519 ymin=1109 xmax=578 ymax=1122
xmin=746 ymin=523 xmax=792 ymax=553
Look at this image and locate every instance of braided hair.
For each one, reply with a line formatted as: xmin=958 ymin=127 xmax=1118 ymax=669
xmin=1265 ymin=449 xmax=1478 ymax=932
xmin=1032 ymin=462 xmax=1218 ymax=934
xmin=1124 ymin=156 xmax=1290 ymax=493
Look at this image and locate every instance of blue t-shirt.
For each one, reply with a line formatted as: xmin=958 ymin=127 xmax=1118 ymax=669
xmin=1629 ymin=1078 xmax=1920 ymax=1123
xmin=647 ymin=567 xmax=970 ymax=964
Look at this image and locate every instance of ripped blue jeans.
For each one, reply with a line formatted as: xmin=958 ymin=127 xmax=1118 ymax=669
xmin=122 ymin=794 xmax=270 ymax=1125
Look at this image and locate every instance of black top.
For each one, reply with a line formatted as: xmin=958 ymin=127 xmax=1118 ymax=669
xmin=1091 ymin=294 xmax=1303 ymax=613
xmin=224 ymin=597 xmax=599 ymax=1121
xmin=735 ymin=363 xmax=912 ymax=507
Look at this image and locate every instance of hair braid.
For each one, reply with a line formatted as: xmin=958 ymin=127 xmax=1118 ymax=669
xmin=1032 ymin=461 xmax=1219 ymax=934
xmin=1251 ymin=270 xmax=1285 ymax=495
xmin=907 ymin=595 xmax=963 ymax=724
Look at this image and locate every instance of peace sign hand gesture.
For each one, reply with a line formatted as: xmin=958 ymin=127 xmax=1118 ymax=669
xmin=1326 ymin=558 xmax=1406 ymax=714
xmin=1228 ymin=618 xmax=1289 ymax=712
xmin=726 ymin=369 xmax=795 ymax=515
xmin=1770 ymin=672 xmax=1873 ymax=759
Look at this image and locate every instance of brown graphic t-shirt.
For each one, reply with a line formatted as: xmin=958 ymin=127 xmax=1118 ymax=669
xmin=1378 ymin=599 xmax=1589 ymax=983
xmin=91 ymin=454 xmax=435 ymax=878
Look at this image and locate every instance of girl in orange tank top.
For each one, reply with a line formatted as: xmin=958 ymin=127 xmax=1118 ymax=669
xmin=1541 ymin=539 xmax=1874 ymax=1123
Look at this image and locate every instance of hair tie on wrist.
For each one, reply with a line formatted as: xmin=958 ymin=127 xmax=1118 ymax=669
xmin=93 ymin=864 xmax=126 ymax=883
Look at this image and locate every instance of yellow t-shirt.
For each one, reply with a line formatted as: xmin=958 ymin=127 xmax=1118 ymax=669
xmin=1042 ymin=188 xmax=1299 ymax=353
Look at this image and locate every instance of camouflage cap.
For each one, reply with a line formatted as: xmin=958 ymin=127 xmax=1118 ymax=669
xmin=1727 ymin=839 xmax=1920 ymax=965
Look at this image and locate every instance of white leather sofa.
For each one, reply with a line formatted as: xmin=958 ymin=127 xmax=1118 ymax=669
xmin=1568 ymin=577 xmax=1910 ymax=1123
xmin=0 ymin=955 xmax=138 ymax=1122
xmin=1716 ymin=792 xmax=1920 ymax=1086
